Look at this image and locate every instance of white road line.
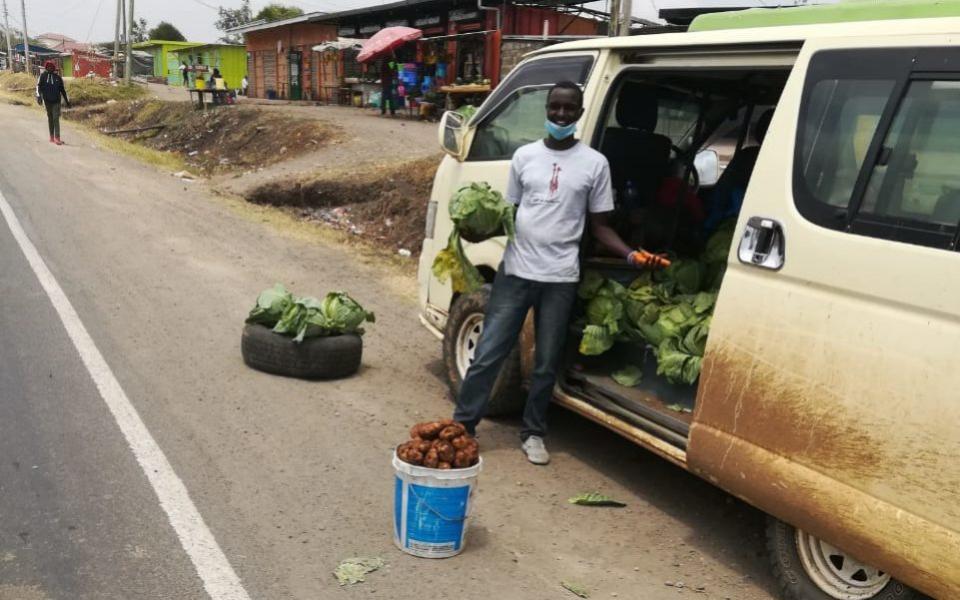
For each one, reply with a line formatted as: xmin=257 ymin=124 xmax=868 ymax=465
xmin=0 ymin=190 xmax=251 ymax=600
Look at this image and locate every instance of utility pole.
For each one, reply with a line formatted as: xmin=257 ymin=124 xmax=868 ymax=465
xmin=18 ymin=0 xmax=28 ymax=73
xmin=2 ymin=0 xmax=14 ymax=71
xmin=113 ymin=0 xmax=122 ymax=78
xmin=124 ymin=0 xmax=133 ymax=85
xmin=620 ymin=0 xmax=633 ymax=37
xmin=608 ymin=0 xmax=621 ymax=36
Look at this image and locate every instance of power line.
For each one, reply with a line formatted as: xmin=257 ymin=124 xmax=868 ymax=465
xmin=85 ymin=0 xmax=106 ymax=42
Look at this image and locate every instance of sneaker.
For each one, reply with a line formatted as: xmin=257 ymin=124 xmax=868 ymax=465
xmin=54 ymin=137 xmax=64 ymax=146
xmin=49 ymin=136 xmax=55 ymax=143
xmin=521 ymin=436 xmax=550 ymax=465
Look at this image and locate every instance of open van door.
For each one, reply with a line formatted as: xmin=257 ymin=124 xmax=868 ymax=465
xmin=689 ymin=35 xmax=960 ymax=599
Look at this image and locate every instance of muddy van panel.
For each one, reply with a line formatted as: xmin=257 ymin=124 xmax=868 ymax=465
xmin=688 ymin=35 xmax=960 ymax=598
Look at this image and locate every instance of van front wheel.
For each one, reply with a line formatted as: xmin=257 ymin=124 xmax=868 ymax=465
xmin=765 ymin=517 xmax=920 ymax=600
xmin=442 ymin=287 xmax=524 ymax=417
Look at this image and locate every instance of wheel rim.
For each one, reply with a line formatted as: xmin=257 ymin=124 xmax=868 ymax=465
xmin=795 ymin=529 xmax=891 ymax=599
xmin=455 ymin=313 xmax=484 ymax=378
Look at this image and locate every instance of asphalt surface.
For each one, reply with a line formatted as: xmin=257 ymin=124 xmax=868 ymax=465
xmin=0 ymin=101 xmax=779 ymax=600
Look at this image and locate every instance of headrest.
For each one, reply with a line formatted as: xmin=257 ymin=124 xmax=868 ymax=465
xmin=616 ymin=81 xmax=659 ymax=131
xmin=754 ymin=109 xmax=774 ymax=144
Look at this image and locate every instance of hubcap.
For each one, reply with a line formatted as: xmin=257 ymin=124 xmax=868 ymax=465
xmin=455 ymin=313 xmax=484 ymax=378
xmin=796 ymin=529 xmax=891 ymax=599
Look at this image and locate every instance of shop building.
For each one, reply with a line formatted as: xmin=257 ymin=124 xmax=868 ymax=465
xmin=132 ymin=40 xmax=204 ymax=84
xmin=173 ymin=44 xmax=247 ymax=89
xmin=234 ymin=0 xmax=602 ymax=102
xmin=232 ymin=16 xmax=338 ymax=100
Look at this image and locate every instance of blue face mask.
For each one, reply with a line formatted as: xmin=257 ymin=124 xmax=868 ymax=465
xmin=545 ymin=119 xmax=577 ymax=140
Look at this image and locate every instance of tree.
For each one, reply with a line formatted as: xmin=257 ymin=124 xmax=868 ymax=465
xmin=148 ymin=22 xmax=186 ymax=42
xmin=255 ymin=4 xmax=304 ymax=23
xmin=216 ymin=0 xmax=252 ymax=44
xmin=131 ymin=18 xmax=149 ymax=43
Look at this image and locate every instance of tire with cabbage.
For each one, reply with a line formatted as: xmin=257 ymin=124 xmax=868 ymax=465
xmin=241 ymin=284 xmax=374 ymax=379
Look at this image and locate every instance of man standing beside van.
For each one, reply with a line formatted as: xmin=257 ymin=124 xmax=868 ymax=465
xmin=454 ymin=81 xmax=667 ymax=465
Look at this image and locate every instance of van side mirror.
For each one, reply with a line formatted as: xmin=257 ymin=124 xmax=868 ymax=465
xmin=695 ymin=149 xmax=721 ymax=187
xmin=439 ymin=110 xmax=466 ymax=160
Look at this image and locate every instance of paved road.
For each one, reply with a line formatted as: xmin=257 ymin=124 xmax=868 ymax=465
xmin=0 ymin=101 xmax=778 ymax=600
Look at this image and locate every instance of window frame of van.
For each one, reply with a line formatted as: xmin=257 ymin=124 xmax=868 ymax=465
xmin=465 ymin=52 xmax=598 ymax=162
xmin=793 ymin=46 xmax=960 ymax=251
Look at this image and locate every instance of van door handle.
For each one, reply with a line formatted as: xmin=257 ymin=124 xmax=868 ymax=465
xmin=738 ymin=217 xmax=785 ymax=270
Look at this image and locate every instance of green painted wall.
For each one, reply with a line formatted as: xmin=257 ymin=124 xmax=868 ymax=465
xmin=132 ymin=41 xmax=204 ymax=83
xmin=174 ymin=46 xmax=247 ymax=89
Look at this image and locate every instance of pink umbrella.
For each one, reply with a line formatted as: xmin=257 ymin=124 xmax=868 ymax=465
xmin=357 ymin=26 xmax=423 ymax=63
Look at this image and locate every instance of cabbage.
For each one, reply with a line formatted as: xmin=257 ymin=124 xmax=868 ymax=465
xmin=578 ymin=270 xmax=605 ymax=299
xmin=612 ymin=365 xmax=643 ymax=387
xmin=320 ymin=292 xmax=376 ymax=334
xmin=656 ymin=338 xmax=702 ymax=385
xmin=246 ymin=283 xmax=294 ymax=327
xmin=702 ymin=218 xmax=737 ymax=264
xmin=249 ymin=286 xmax=374 ymax=343
xmin=432 ymin=182 xmax=516 ymax=293
xmin=580 ymin=324 xmax=614 ymax=356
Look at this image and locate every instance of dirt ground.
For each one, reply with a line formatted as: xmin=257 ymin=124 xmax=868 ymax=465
xmin=246 ymin=157 xmax=441 ymax=254
xmin=67 ymin=99 xmax=335 ymax=174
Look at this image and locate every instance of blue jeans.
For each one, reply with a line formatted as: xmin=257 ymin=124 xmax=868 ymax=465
xmin=454 ymin=266 xmax=578 ymax=440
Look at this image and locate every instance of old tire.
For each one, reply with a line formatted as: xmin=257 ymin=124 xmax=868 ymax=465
xmin=766 ymin=517 xmax=921 ymax=600
xmin=443 ymin=287 xmax=524 ymax=416
xmin=241 ymin=323 xmax=362 ymax=379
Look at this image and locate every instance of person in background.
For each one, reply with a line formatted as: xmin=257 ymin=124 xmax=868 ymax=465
xmin=209 ymin=68 xmax=226 ymax=105
xmin=241 ymin=75 xmax=249 ymax=97
xmin=179 ymin=61 xmax=189 ymax=87
xmin=380 ymin=55 xmax=397 ymax=117
xmin=453 ymin=81 xmax=668 ymax=465
xmin=35 ymin=60 xmax=70 ymax=145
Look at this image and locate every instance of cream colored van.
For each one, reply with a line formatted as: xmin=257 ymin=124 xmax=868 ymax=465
xmin=416 ymin=5 xmax=960 ymax=599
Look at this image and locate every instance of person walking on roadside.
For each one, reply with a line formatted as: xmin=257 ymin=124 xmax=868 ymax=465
xmin=36 ymin=61 xmax=70 ymax=145
xmin=453 ymin=81 xmax=668 ymax=465
xmin=180 ymin=61 xmax=189 ymax=87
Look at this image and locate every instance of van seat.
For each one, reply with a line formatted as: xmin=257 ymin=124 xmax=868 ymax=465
xmin=601 ymin=81 xmax=672 ymax=204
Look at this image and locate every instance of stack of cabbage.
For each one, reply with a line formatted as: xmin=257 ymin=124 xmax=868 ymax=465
xmin=246 ymin=284 xmax=375 ymax=342
xmin=578 ymin=221 xmax=735 ymax=385
xmin=432 ymin=182 xmax=516 ymax=293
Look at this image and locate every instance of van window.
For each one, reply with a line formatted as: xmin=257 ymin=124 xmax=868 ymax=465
xmin=795 ymin=47 xmax=960 ymax=249
xmin=798 ymin=79 xmax=896 ymax=209
xmin=858 ymin=80 xmax=960 ymax=227
xmin=468 ymin=55 xmax=594 ymax=161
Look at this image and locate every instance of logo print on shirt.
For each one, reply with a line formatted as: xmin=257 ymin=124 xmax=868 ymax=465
xmin=549 ymin=163 xmax=561 ymax=197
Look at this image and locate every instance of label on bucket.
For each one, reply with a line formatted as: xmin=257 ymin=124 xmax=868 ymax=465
xmin=395 ymin=476 xmax=471 ymax=556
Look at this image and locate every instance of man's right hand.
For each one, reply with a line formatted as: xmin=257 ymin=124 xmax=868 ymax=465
xmin=628 ymin=249 xmax=670 ymax=269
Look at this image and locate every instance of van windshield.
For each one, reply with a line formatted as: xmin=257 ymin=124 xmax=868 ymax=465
xmin=468 ymin=54 xmax=594 ymax=161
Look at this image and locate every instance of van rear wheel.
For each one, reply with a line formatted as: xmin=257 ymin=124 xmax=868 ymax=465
xmin=765 ymin=517 xmax=920 ymax=600
xmin=442 ymin=287 xmax=524 ymax=417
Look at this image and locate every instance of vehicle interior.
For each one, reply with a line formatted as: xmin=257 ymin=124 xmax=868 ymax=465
xmin=560 ymin=68 xmax=790 ymax=450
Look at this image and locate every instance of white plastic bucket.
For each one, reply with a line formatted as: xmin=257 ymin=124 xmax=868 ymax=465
xmin=392 ymin=451 xmax=482 ymax=558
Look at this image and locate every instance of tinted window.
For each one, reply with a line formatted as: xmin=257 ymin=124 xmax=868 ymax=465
xmin=468 ymin=55 xmax=594 ymax=161
xmin=859 ymin=80 xmax=960 ymax=226
xmin=798 ymin=79 xmax=895 ymax=209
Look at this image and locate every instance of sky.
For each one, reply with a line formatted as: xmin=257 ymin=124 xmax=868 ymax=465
xmin=6 ymin=0 xmax=802 ymax=46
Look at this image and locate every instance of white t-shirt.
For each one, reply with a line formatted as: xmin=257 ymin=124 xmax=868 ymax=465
xmin=502 ymin=140 xmax=614 ymax=283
